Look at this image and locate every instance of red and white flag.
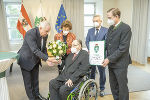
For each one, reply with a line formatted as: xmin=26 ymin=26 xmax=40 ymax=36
xmin=17 ymin=4 xmax=32 ymax=38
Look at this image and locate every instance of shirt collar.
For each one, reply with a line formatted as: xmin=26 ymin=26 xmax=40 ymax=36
xmin=115 ymin=20 xmax=121 ymax=27
xmin=75 ymin=50 xmax=81 ymax=55
xmin=95 ymin=26 xmax=101 ymax=31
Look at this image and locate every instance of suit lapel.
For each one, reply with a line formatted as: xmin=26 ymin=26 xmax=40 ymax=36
xmin=68 ymin=50 xmax=82 ymax=66
xmin=95 ymin=27 xmax=104 ymax=40
xmin=67 ymin=53 xmax=74 ymax=66
xmin=36 ymin=27 xmax=41 ymax=49
xmin=91 ymin=28 xmax=96 ymax=40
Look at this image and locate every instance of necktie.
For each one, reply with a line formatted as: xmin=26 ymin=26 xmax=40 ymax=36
xmin=72 ymin=53 xmax=77 ymax=60
xmin=95 ymin=29 xmax=99 ymax=39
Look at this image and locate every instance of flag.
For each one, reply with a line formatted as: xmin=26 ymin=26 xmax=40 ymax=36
xmin=55 ymin=4 xmax=67 ymax=33
xmin=17 ymin=4 xmax=32 ymax=38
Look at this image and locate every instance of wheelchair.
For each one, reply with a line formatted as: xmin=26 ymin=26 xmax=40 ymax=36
xmin=47 ymin=70 xmax=98 ymax=100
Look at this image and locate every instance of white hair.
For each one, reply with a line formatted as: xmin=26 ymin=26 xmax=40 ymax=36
xmin=39 ymin=21 xmax=50 ymax=29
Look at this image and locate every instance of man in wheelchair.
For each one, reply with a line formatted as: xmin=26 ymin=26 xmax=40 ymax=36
xmin=49 ymin=39 xmax=90 ymax=100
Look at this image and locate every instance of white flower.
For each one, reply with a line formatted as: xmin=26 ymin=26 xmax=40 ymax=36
xmin=56 ymin=56 xmax=59 ymax=60
xmin=53 ymin=50 xmax=57 ymax=54
xmin=59 ymin=50 xmax=63 ymax=54
xmin=58 ymin=46 xmax=62 ymax=49
xmin=49 ymin=45 xmax=52 ymax=49
xmin=53 ymin=44 xmax=57 ymax=48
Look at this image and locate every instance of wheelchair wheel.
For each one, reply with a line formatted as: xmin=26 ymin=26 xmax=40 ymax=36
xmin=78 ymin=79 xmax=98 ymax=100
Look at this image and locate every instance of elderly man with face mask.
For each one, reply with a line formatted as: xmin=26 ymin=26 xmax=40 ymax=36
xmin=18 ymin=21 xmax=58 ymax=100
xmin=85 ymin=15 xmax=108 ymax=97
xmin=49 ymin=39 xmax=90 ymax=100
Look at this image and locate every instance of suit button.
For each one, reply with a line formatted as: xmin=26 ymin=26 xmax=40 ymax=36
xmin=109 ymin=44 xmax=111 ymax=46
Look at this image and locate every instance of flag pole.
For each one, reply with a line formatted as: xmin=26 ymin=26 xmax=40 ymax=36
xmin=40 ymin=0 xmax=44 ymax=17
xmin=61 ymin=0 xmax=63 ymax=4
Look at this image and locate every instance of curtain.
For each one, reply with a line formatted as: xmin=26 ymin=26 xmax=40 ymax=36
xmin=63 ymin=0 xmax=84 ymax=46
xmin=0 ymin=0 xmax=10 ymax=51
xmin=130 ymin=0 xmax=149 ymax=64
xmin=147 ymin=0 xmax=150 ymax=57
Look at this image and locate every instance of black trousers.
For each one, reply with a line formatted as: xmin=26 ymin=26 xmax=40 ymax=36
xmin=108 ymin=67 xmax=129 ymax=100
xmin=49 ymin=79 xmax=76 ymax=100
xmin=21 ymin=64 xmax=40 ymax=100
xmin=90 ymin=65 xmax=106 ymax=91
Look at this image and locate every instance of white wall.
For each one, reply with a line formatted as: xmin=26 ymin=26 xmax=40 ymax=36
xmin=103 ymin=0 xmax=133 ymax=28
xmin=103 ymin=0 xmax=117 ymax=28
xmin=117 ymin=0 xmax=133 ymax=27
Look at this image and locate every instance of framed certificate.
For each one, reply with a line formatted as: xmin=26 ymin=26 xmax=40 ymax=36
xmin=89 ymin=41 xmax=105 ymax=65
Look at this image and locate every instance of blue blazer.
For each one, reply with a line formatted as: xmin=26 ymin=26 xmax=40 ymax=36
xmin=85 ymin=26 xmax=108 ymax=50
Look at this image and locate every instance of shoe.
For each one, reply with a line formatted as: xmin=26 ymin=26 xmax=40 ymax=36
xmin=100 ymin=90 xmax=105 ymax=97
xmin=35 ymin=94 xmax=47 ymax=100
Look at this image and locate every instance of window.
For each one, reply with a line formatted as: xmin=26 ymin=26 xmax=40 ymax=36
xmin=84 ymin=3 xmax=96 ymax=38
xmin=4 ymin=1 xmax=22 ymax=44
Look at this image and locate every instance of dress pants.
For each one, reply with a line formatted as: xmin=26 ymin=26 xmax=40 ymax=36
xmin=21 ymin=63 xmax=40 ymax=100
xmin=108 ymin=67 xmax=129 ymax=100
xmin=49 ymin=79 xmax=77 ymax=100
xmin=90 ymin=65 xmax=106 ymax=91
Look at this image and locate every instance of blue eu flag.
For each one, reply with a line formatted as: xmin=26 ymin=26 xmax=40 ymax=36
xmin=55 ymin=4 xmax=67 ymax=33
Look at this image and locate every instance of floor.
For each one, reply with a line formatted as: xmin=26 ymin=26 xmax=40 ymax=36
xmin=99 ymin=60 xmax=150 ymax=100
xmin=6 ymin=60 xmax=150 ymax=100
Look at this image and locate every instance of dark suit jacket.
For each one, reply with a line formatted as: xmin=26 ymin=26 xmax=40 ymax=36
xmin=56 ymin=50 xmax=90 ymax=83
xmin=106 ymin=22 xmax=132 ymax=68
xmin=85 ymin=26 xmax=108 ymax=50
xmin=18 ymin=27 xmax=48 ymax=71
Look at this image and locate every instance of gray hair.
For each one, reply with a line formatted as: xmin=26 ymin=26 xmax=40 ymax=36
xmin=93 ymin=15 xmax=102 ymax=20
xmin=39 ymin=21 xmax=50 ymax=29
xmin=73 ymin=39 xmax=82 ymax=47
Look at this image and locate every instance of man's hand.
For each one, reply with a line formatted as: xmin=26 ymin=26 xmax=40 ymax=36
xmin=65 ymin=79 xmax=73 ymax=87
xmin=102 ymin=58 xmax=110 ymax=67
xmin=46 ymin=60 xmax=55 ymax=66
xmin=47 ymin=57 xmax=58 ymax=63
xmin=58 ymin=59 xmax=62 ymax=65
xmin=46 ymin=57 xmax=61 ymax=66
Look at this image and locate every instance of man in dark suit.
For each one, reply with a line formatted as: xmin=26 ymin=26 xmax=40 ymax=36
xmin=49 ymin=39 xmax=90 ymax=100
xmin=18 ymin=21 xmax=58 ymax=100
xmin=85 ymin=15 xmax=108 ymax=97
xmin=102 ymin=8 xmax=132 ymax=100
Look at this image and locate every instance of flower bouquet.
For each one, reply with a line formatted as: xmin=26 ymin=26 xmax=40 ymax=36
xmin=47 ymin=40 xmax=67 ymax=60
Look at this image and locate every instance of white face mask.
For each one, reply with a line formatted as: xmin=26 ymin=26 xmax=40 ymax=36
xmin=71 ymin=47 xmax=78 ymax=53
xmin=93 ymin=22 xmax=99 ymax=27
xmin=63 ymin=31 xmax=69 ymax=36
xmin=107 ymin=19 xmax=115 ymax=26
